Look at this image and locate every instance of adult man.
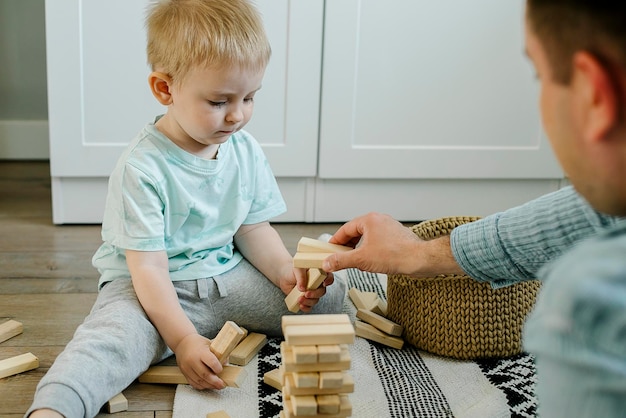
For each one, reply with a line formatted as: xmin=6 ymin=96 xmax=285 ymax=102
xmin=324 ymin=1 xmax=626 ymax=415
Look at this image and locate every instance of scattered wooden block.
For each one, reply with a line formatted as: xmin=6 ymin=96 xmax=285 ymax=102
xmin=284 ymin=287 xmax=304 ymax=313
xmin=296 ymin=237 xmax=352 ymax=254
xmin=138 ymin=366 xmax=188 ymax=384
xmin=217 ymin=365 xmax=248 ymax=388
xmin=372 ymin=298 xmax=388 ymax=317
xmin=282 ymin=314 xmax=351 ymax=329
xmin=210 ymin=321 xmax=246 ymax=364
xmin=206 ymin=411 xmax=230 ymax=418
xmin=317 ymin=394 xmax=341 ymax=414
xmin=0 ymin=320 xmax=23 ymax=344
xmin=105 ymin=392 xmax=128 ymax=413
xmin=283 ymin=373 xmax=354 ymax=397
xmin=138 ymin=365 xmax=247 ymax=387
xmin=283 ymin=323 xmax=355 ymax=346
xmin=263 ymin=367 xmax=283 ymax=391
xmin=356 ymin=308 xmax=403 ymax=336
xmin=293 ymin=252 xmax=333 ymax=269
xmin=354 ymin=320 xmax=404 ymax=349
xmin=0 ymin=352 xmax=39 ymax=379
xmin=348 ymin=288 xmax=371 ymax=310
xmin=229 ymin=332 xmax=267 ymax=366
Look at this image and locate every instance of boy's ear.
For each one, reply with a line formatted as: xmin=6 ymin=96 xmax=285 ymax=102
xmin=148 ymin=72 xmax=174 ymax=105
xmin=572 ymin=51 xmax=619 ymax=143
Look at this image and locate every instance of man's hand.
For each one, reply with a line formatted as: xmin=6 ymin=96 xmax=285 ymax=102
xmin=323 ymin=212 xmax=464 ymax=277
xmin=174 ymin=333 xmax=225 ymax=390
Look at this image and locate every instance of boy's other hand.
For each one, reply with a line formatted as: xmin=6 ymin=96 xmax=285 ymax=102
xmin=174 ymin=333 xmax=225 ymax=390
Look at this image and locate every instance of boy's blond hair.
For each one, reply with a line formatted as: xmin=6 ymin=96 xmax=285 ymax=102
xmin=146 ymin=0 xmax=271 ymax=84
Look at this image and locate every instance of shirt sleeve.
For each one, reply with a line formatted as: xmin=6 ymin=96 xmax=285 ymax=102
xmin=450 ymin=186 xmax=622 ymax=287
xmin=101 ymin=162 xmax=166 ymax=251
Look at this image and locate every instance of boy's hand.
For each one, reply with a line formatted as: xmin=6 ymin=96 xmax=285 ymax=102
xmin=174 ymin=333 xmax=225 ymax=390
xmin=282 ymin=268 xmax=335 ymax=313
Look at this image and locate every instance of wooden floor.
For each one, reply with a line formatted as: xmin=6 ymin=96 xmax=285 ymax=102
xmin=0 ymin=161 xmax=343 ymax=417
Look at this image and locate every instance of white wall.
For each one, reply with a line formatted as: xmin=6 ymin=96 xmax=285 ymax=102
xmin=0 ymin=0 xmax=49 ymax=159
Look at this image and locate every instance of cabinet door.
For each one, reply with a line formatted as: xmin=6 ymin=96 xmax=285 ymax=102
xmin=45 ymin=0 xmax=323 ymax=223
xmin=319 ymin=0 xmax=562 ymax=179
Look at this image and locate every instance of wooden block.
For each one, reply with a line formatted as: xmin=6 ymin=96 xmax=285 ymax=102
xmin=348 ymin=288 xmax=378 ymax=311
xmin=281 ymin=343 xmax=351 ymax=373
xmin=282 ymin=314 xmax=351 ymax=330
xmin=0 ymin=320 xmax=23 ymax=344
xmin=356 ymin=308 xmax=403 ymax=336
xmin=218 ymin=365 xmax=247 ymax=388
xmin=263 ymin=367 xmax=283 ymax=391
xmin=105 ymin=392 xmax=128 ymax=414
xmin=283 ymin=323 xmax=355 ymax=346
xmin=297 ymin=237 xmax=352 ymax=254
xmin=229 ymin=332 xmax=267 ymax=366
xmin=354 ymin=320 xmax=404 ymax=349
xmin=306 ymin=268 xmax=327 ymax=290
xmin=359 ymin=291 xmax=379 ymax=308
xmin=138 ymin=365 xmax=246 ymax=387
xmin=283 ymin=396 xmax=352 ymax=418
xmin=290 ymin=395 xmax=318 ymax=416
xmin=317 ymin=394 xmax=341 ymax=414
xmin=283 ymin=373 xmax=354 ymax=396
xmin=319 ymin=371 xmax=344 ymax=389
xmin=284 ymin=287 xmax=303 ymax=313
xmin=210 ymin=321 xmax=246 ymax=364
xmin=292 ymin=345 xmax=318 ymax=364
xmin=372 ymin=298 xmax=388 ymax=317
xmin=293 ymin=371 xmax=318 ymax=388
xmin=206 ymin=411 xmax=230 ymax=418
xmin=139 ymin=366 xmax=187 ymax=384
xmin=317 ymin=344 xmax=343 ymax=363
xmin=0 ymin=352 xmax=39 ymax=379
xmin=293 ymin=252 xmax=333 ymax=269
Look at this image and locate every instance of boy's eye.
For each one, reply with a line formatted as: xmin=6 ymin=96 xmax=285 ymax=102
xmin=209 ymin=100 xmax=226 ymax=107
xmin=244 ymin=97 xmax=254 ymax=103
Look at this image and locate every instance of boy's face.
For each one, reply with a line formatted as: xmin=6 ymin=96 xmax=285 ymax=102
xmin=158 ymin=64 xmax=265 ymax=158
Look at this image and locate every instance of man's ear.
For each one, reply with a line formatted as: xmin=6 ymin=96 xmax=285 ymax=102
xmin=148 ymin=72 xmax=174 ymax=105
xmin=572 ymin=51 xmax=619 ymax=143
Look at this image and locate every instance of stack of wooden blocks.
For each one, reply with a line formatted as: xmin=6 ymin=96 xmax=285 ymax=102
xmin=279 ymin=314 xmax=355 ymax=418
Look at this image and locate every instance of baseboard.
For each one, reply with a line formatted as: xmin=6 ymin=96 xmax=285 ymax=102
xmin=0 ymin=119 xmax=49 ymax=159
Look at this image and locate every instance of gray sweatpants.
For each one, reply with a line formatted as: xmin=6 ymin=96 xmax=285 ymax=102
xmin=26 ymin=259 xmax=346 ymax=418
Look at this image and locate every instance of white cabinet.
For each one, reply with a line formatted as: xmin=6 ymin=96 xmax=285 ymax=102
xmin=312 ymin=0 xmax=562 ymax=221
xmin=46 ymin=0 xmax=563 ymax=224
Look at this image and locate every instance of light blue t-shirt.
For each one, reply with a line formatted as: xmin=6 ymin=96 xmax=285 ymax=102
xmin=92 ymin=121 xmax=286 ymax=288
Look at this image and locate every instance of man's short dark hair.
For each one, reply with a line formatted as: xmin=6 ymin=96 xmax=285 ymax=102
xmin=526 ymin=0 xmax=626 ymax=84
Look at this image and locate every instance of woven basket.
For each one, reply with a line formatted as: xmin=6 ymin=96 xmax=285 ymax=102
xmin=387 ymin=216 xmax=541 ymax=359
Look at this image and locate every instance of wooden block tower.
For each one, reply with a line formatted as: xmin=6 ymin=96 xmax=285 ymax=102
xmin=279 ymin=314 xmax=355 ymax=418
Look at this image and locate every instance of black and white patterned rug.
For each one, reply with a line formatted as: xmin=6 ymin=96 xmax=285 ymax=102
xmin=173 ymin=268 xmax=537 ymax=417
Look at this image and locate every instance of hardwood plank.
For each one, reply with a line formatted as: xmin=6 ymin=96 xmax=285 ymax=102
xmin=0 ymin=277 xmax=98 ymax=294
xmin=0 ymin=252 xmax=99 ymax=281
xmin=0 ymin=293 xmax=97 ymax=346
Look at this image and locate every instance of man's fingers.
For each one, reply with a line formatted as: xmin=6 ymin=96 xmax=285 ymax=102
xmin=323 ymin=252 xmax=346 ymax=273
